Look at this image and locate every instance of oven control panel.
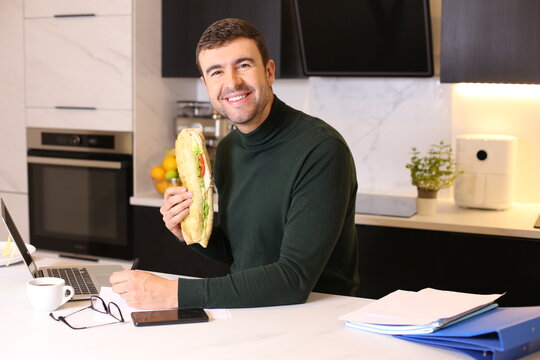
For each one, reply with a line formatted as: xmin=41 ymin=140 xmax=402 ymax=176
xmin=26 ymin=128 xmax=132 ymax=154
xmin=42 ymin=132 xmax=114 ymax=149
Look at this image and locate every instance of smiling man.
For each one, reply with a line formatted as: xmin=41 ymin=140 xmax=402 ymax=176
xmin=197 ymin=31 xmax=275 ymax=134
xmin=198 ymin=36 xmax=274 ymax=133
xmin=110 ymin=18 xmax=359 ymax=309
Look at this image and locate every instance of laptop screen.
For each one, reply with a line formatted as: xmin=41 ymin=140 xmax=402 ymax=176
xmin=1 ymin=198 xmax=38 ymax=277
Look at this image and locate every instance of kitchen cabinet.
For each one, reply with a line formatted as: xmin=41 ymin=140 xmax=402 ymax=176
xmin=356 ymin=225 xmax=540 ymax=306
xmin=24 ymin=0 xmax=131 ymax=17
xmin=441 ymin=0 xmax=540 ymax=84
xmin=162 ymin=0 xmax=304 ymax=78
xmin=25 ymin=16 xmax=132 ymax=110
xmin=25 ymin=108 xmax=132 ymax=132
xmin=0 ymin=0 xmax=27 ymax=239
xmin=24 ymin=0 xmax=133 ymax=131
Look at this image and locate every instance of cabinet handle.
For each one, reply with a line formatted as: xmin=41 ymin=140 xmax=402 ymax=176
xmin=55 ymin=106 xmax=97 ymax=111
xmin=53 ymin=14 xmax=96 ymax=18
xmin=28 ymin=156 xmax=122 ymax=169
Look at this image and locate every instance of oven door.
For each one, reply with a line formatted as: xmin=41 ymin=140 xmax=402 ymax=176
xmin=28 ymin=149 xmax=133 ymax=259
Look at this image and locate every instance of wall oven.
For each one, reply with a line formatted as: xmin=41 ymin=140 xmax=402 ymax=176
xmin=27 ymin=128 xmax=133 ymax=259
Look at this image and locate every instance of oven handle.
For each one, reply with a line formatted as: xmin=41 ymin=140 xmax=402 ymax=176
xmin=27 ymin=156 xmax=123 ymax=169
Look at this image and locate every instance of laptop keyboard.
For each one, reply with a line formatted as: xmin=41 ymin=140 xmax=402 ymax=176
xmin=46 ymin=268 xmax=98 ymax=295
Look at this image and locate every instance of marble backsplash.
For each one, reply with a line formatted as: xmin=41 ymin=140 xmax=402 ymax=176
xmin=304 ymin=77 xmax=452 ymax=195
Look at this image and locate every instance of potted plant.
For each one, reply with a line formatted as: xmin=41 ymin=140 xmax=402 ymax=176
xmin=405 ymin=141 xmax=461 ymax=215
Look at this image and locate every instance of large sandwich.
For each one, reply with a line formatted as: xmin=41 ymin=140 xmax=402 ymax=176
xmin=175 ymin=128 xmax=213 ymax=248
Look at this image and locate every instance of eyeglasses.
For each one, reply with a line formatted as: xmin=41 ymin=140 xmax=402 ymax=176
xmin=49 ymin=295 xmax=124 ymax=330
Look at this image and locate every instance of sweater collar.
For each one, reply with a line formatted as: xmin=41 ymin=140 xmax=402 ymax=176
xmin=234 ymin=95 xmax=289 ymax=148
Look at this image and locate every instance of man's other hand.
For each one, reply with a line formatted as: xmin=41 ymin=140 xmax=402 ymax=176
xmin=160 ymin=186 xmax=193 ymax=241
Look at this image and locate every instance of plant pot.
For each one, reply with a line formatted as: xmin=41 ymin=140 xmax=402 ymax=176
xmin=416 ymin=188 xmax=438 ymax=216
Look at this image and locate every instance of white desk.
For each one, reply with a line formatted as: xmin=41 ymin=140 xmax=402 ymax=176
xmin=2 ymin=252 xmax=539 ymax=360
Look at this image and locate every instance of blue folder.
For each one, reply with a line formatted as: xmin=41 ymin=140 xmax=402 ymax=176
xmin=395 ymin=306 xmax=540 ymax=360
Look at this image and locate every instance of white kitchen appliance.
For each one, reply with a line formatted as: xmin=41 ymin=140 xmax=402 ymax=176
xmin=454 ymin=134 xmax=517 ymax=210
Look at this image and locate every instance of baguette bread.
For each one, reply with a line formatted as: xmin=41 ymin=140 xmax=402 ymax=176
xmin=175 ymin=128 xmax=213 ymax=248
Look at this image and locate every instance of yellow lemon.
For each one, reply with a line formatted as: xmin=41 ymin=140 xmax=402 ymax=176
xmin=162 ymin=156 xmax=177 ymax=171
xmin=150 ymin=166 xmax=165 ymax=180
xmin=154 ymin=179 xmax=168 ymax=194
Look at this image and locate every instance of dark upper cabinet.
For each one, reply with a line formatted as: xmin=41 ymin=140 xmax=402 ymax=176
xmin=162 ymin=0 xmax=304 ymax=78
xmin=441 ymin=0 xmax=540 ymax=84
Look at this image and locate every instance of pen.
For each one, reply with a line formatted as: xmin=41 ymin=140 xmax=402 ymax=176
xmin=131 ymin=257 xmax=140 ymax=270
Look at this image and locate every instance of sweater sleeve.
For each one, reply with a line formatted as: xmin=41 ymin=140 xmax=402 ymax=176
xmin=177 ymin=136 xmax=356 ymax=308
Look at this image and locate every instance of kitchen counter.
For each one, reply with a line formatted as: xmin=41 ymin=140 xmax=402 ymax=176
xmin=131 ymin=192 xmax=166 ymax=207
xmin=130 ymin=194 xmax=540 ymax=240
xmin=356 ymin=198 xmax=540 ymax=240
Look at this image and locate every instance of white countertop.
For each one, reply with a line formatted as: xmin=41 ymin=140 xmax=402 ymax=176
xmin=132 ymin=193 xmax=540 ymax=240
xmin=5 ymin=251 xmax=537 ymax=360
xmin=130 ymin=192 xmax=165 ymax=207
xmin=356 ymin=198 xmax=540 ymax=239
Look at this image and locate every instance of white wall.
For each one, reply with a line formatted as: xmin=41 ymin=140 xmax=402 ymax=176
xmin=307 ymin=78 xmax=451 ymax=196
xmin=0 ymin=0 xmax=29 ymax=240
xmin=133 ymin=0 xmax=198 ymax=196
xmin=0 ymin=0 xmax=26 ymax=194
xmin=452 ymin=84 xmax=540 ymax=203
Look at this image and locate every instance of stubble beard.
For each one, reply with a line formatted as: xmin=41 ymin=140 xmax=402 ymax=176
xmin=213 ymin=84 xmax=273 ymax=127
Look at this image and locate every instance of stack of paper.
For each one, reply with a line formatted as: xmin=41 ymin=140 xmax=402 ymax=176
xmin=339 ymin=288 xmax=503 ymax=335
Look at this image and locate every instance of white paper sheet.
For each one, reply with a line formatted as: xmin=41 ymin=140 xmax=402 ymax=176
xmin=98 ymin=287 xmax=232 ymax=322
xmin=339 ymin=288 xmax=503 ymax=326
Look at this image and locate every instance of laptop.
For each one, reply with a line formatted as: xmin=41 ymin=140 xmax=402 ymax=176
xmin=1 ymin=198 xmax=124 ymax=300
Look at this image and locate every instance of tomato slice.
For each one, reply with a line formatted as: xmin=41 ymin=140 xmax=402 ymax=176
xmin=198 ymin=154 xmax=205 ymax=178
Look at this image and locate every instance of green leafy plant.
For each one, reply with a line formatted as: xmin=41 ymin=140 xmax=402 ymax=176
xmin=405 ymin=141 xmax=461 ymax=193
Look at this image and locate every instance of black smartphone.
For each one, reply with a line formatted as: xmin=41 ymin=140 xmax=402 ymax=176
xmin=132 ymin=308 xmax=209 ymax=327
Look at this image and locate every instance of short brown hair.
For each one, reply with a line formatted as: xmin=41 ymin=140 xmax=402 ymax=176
xmin=196 ymin=18 xmax=270 ymax=75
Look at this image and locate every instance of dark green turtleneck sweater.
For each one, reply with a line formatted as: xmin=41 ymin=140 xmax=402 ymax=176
xmin=177 ymin=96 xmax=359 ymax=308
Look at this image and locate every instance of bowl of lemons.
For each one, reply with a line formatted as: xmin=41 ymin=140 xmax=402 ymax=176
xmin=150 ymin=149 xmax=180 ymax=194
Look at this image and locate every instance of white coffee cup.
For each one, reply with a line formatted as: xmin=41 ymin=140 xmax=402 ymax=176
xmin=27 ymin=277 xmax=74 ymax=312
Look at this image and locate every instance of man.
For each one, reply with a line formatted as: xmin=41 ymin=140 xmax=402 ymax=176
xmin=110 ymin=18 xmax=359 ymax=309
